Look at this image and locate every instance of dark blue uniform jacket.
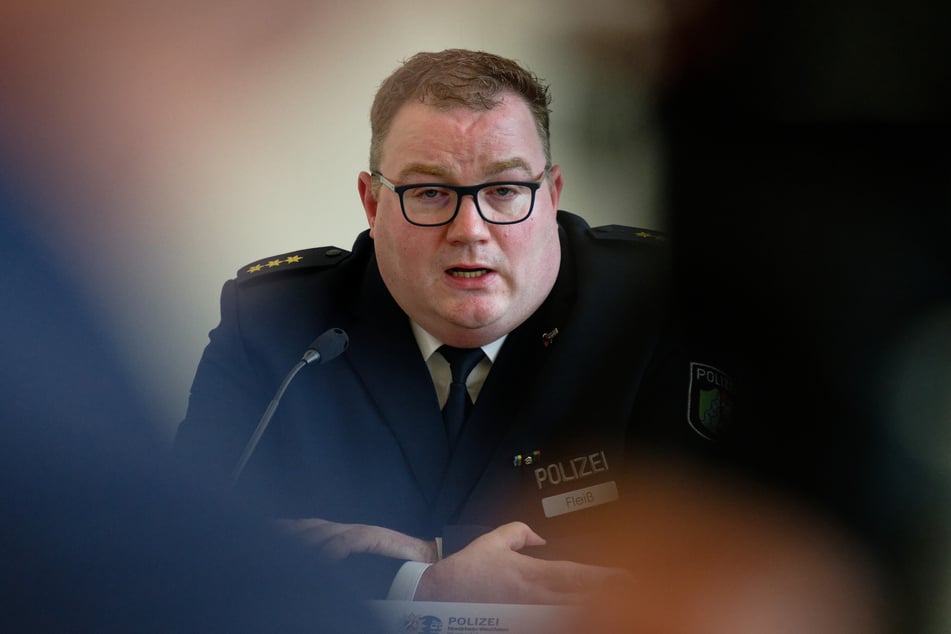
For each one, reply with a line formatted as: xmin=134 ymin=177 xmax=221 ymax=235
xmin=176 ymin=210 xmax=729 ymax=597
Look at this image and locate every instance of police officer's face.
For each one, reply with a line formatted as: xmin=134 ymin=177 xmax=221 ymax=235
xmin=359 ymin=94 xmax=563 ymax=348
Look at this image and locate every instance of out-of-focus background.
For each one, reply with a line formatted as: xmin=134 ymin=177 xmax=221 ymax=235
xmin=2 ymin=1 xmax=948 ymax=631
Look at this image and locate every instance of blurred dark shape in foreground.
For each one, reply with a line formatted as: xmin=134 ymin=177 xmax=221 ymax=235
xmin=654 ymin=1 xmax=950 ymax=631
xmin=0 ymin=180 xmax=375 ymax=632
xmin=571 ymin=455 xmax=889 ymax=634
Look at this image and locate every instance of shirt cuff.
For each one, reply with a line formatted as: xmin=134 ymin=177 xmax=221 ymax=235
xmin=386 ymin=561 xmax=432 ymax=600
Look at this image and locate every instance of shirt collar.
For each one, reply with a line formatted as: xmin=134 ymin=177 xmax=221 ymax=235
xmin=410 ymin=320 xmax=506 ymax=363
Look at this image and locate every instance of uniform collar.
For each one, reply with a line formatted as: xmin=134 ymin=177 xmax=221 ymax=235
xmin=410 ymin=320 xmax=506 ymax=363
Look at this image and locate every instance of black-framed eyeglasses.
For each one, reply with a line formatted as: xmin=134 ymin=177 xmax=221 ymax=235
xmin=371 ymin=167 xmax=551 ymax=227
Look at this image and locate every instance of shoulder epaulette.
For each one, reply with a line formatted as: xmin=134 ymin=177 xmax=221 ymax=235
xmin=236 ymin=246 xmax=350 ymax=283
xmin=588 ymin=224 xmax=667 ymax=243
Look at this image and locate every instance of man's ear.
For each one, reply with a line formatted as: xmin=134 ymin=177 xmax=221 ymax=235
xmin=357 ymin=171 xmax=378 ymax=235
xmin=547 ymin=164 xmax=564 ymax=210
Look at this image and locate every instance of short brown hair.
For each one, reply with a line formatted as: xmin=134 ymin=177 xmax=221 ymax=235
xmin=368 ymin=49 xmax=552 ymax=171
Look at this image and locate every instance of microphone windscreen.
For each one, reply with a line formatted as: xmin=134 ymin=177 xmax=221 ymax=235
xmin=305 ymin=327 xmax=349 ymax=364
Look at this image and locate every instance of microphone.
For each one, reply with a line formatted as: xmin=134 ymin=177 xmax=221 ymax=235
xmin=231 ymin=328 xmax=349 ymax=484
xmin=301 ymin=327 xmax=350 ymax=365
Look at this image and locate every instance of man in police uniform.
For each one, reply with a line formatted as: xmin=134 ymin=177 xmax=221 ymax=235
xmin=176 ymin=49 xmax=730 ymax=603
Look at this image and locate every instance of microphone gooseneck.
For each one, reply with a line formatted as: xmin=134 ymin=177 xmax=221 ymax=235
xmin=230 ymin=328 xmax=349 ymax=485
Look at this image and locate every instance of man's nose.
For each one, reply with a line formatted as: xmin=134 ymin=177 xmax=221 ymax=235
xmin=447 ymin=194 xmax=490 ymax=238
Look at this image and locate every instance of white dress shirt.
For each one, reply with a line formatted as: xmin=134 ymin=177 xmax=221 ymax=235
xmin=386 ymin=321 xmax=505 ymax=600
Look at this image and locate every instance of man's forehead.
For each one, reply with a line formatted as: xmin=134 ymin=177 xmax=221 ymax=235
xmin=387 ymin=92 xmax=535 ymax=135
xmin=381 ymin=98 xmax=544 ymax=177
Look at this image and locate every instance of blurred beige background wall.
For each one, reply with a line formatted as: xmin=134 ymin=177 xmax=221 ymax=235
xmin=1 ymin=1 xmax=667 ymax=441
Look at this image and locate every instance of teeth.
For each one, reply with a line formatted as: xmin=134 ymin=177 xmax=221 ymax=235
xmin=450 ymin=269 xmax=487 ymax=278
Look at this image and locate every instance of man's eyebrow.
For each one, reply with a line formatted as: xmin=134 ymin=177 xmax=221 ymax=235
xmin=395 ymin=158 xmax=535 ymax=182
xmin=484 ymin=159 xmax=533 ymax=178
xmin=397 ymin=163 xmax=451 ymax=180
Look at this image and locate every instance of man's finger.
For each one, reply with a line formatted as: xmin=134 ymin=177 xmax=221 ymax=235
xmin=489 ymin=521 xmax=547 ymax=551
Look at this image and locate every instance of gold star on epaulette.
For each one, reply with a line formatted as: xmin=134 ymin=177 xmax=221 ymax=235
xmin=635 ymin=230 xmax=666 ymax=241
xmin=245 ymin=254 xmax=306 ymax=274
xmin=246 ymin=257 xmax=298 ymax=274
xmin=237 ymin=246 xmax=349 ymax=283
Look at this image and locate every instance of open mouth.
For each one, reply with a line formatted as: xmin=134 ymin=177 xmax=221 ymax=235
xmin=448 ymin=268 xmax=489 ymax=279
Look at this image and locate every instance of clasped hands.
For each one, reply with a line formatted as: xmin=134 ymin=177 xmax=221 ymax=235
xmin=276 ymin=517 xmax=627 ymax=604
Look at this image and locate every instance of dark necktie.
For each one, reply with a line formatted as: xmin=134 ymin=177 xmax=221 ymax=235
xmin=438 ymin=345 xmax=485 ymax=451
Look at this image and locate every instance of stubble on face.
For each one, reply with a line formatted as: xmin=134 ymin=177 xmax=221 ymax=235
xmin=366 ymin=95 xmax=562 ymax=347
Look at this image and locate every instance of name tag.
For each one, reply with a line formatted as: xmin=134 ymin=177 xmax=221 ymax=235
xmin=541 ymin=481 xmax=618 ymax=518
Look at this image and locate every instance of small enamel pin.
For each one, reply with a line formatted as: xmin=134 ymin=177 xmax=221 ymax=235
xmin=541 ymin=327 xmax=559 ymax=347
xmin=513 ymin=450 xmax=541 ymax=467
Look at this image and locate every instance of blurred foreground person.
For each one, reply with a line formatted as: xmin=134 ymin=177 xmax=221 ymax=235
xmin=0 ymin=182 xmax=376 ymax=632
xmin=571 ymin=457 xmax=890 ymax=634
xmin=0 ymin=3 xmax=382 ymax=630
xmin=653 ymin=2 xmax=951 ymax=630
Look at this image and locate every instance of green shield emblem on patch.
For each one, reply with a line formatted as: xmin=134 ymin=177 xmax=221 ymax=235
xmin=688 ymin=362 xmax=734 ymax=440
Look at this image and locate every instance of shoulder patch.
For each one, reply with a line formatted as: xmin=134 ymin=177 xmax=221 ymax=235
xmin=588 ymin=225 xmax=667 ymax=243
xmin=236 ymin=246 xmax=349 ymax=282
xmin=687 ymin=362 xmax=735 ymax=441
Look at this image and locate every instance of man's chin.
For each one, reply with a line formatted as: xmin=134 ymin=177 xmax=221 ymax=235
xmin=437 ymin=315 xmax=509 ymax=348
